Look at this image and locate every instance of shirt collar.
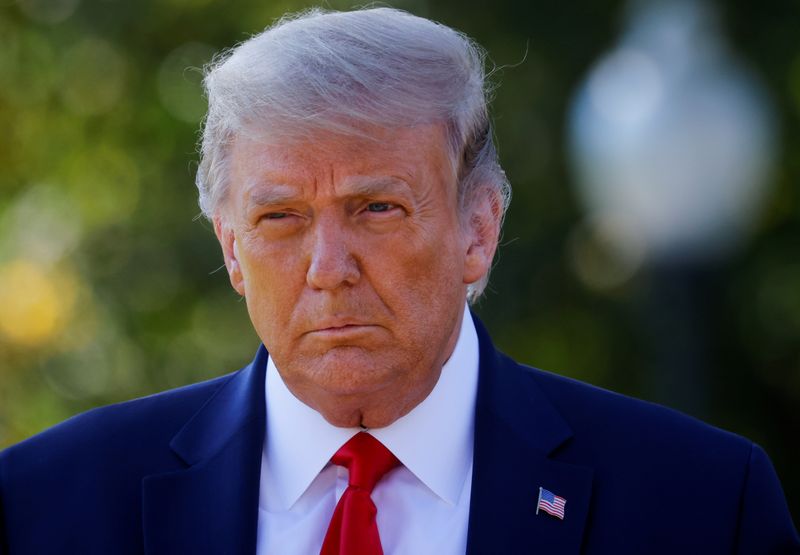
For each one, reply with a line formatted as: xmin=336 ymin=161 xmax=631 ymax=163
xmin=261 ymin=306 xmax=479 ymax=511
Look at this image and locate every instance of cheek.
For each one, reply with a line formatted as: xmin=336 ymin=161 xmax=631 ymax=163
xmin=369 ymin=226 xmax=466 ymax=309
xmin=238 ymin=237 xmax=305 ymax=324
xmin=239 ymin=231 xmax=300 ymax=284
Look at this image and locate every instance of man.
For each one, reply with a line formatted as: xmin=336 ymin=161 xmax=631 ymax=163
xmin=0 ymin=7 xmax=797 ymax=555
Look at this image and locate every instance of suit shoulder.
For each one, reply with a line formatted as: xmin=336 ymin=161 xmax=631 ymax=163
xmin=0 ymin=370 xmax=238 ymax=472
xmin=520 ymin=360 xmax=752 ymax=458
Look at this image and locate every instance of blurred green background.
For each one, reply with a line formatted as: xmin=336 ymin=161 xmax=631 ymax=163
xmin=0 ymin=0 xmax=797 ymax=522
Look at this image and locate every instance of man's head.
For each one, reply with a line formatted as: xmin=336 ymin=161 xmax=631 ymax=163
xmin=198 ymin=8 xmax=509 ymax=427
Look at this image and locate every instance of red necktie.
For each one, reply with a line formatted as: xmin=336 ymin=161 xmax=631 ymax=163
xmin=320 ymin=432 xmax=400 ymax=555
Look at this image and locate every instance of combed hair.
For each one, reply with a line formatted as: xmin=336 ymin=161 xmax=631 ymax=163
xmin=196 ymin=7 xmax=510 ymax=300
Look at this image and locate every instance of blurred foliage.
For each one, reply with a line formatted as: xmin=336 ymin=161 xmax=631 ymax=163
xmin=0 ymin=0 xmax=797 ymax=522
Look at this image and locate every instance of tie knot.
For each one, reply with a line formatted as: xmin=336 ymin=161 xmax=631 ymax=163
xmin=330 ymin=432 xmax=400 ymax=492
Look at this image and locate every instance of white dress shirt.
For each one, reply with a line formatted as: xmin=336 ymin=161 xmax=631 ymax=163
xmin=256 ymin=310 xmax=480 ymax=555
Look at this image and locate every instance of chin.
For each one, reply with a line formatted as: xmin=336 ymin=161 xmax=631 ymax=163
xmin=319 ymin=402 xmax=403 ymax=430
xmin=317 ymin=366 xmax=398 ymax=398
xmin=274 ymin=342 xmax=392 ymax=385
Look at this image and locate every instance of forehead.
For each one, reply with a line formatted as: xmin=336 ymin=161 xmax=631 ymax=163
xmin=227 ymin=123 xmax=454 ymax=199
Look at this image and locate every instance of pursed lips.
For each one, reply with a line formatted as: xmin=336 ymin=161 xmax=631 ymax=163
xmin=305 ymin=318 xmax=379 ymax=337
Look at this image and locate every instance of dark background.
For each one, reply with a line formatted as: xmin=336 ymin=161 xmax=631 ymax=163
xmin=0 ymin=0 xmax=797 ymax=523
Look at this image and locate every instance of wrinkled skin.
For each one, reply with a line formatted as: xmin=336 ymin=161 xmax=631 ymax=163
xmin=214 ymin=123 xmax=501 ymax=428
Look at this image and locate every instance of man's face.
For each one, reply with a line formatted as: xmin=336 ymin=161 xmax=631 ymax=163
xmin=215 ymin=123 xmax=498 ymax=428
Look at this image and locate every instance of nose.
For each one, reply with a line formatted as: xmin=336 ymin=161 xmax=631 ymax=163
xmin=306 ymin=215 xmax=360 ymax=290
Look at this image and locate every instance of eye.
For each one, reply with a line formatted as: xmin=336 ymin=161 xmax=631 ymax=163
xmin=258 ymin=211 xmax=302 ymax=227
xmin=366 ymin=202 xmax=393 ymax=213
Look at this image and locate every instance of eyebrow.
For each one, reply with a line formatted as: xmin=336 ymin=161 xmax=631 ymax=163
xmin=244 ymin=176 xmax=412 ymax=208
xmin=246 ymin=185 xmax=298 ymax=208
xmin=342 ymin=176 xmax=412 ymax=197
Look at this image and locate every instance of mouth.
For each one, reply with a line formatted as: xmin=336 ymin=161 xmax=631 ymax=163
xmin=306 ymin=319 xmax=379 ymax=340
xmin=313 ymin=323 xmax=372 ymax=333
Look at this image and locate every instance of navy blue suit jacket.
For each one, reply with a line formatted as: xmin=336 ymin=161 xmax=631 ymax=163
xmin=1 ymin=316 xmax=798 ymax=554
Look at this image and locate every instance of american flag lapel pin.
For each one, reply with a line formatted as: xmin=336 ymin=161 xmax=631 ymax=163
xmin=536 ymin=487 xmax=567 ymax=520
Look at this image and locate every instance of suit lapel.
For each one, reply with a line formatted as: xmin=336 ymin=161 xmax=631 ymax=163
xmin=467 ymin=315 xmax=594 ymax=554
xmin=142 ymin=346 xmax=268 ymax=555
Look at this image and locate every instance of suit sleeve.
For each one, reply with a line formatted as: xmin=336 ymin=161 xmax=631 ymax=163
xmin=0 ymin=496 xmax=5 ymax=555
xmin=735 ymin=443 xmax=799 ymax=554
xmin=0 ymin=453 xmax=7 ymax=555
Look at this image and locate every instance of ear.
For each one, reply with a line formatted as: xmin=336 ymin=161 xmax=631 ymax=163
xmin=462 ymin=187 xmax=503 ymax=286
xmin=213 ymin=216 xmax=246 ymax=297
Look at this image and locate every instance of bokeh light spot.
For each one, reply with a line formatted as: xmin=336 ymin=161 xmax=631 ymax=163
xmin=0 ymin=184 xmax=83 ymax=265
xmin=16 ymin=0 xmax=80 ymax=25
xmin=588 ymin=49 xmax=663 ymax=127
xmin=0 ymin=260 xmax=77 ymax=347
